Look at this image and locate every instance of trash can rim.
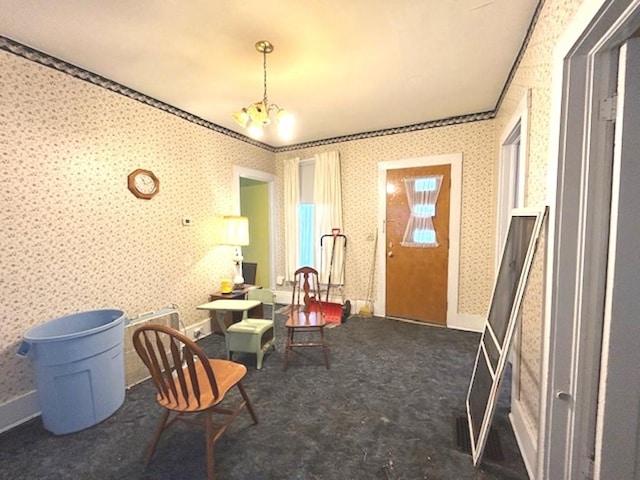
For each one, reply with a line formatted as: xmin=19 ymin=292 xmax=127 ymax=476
xmin=23 ymin=309 xmax=126 ymax=343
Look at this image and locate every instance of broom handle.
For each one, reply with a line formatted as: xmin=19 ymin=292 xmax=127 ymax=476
xmin=365 ymin=229 xmax=378 ymax=306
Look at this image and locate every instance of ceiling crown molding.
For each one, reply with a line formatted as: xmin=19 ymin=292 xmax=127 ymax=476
xmin=0 ymin=36 xmax=276 ymax=152
xmin=2 ymin=32 xmax=537 ymax=153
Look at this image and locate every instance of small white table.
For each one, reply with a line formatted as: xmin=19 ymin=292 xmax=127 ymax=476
xmin=197 ymin=299 xmax=262 ymax=333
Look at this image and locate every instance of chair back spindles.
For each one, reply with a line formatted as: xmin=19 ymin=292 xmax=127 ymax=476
xmin=133 ymin=324 xmax=221 ymax=410
xmin=141 ymin=332 xmax=171 ymax=400
xmin=292 ymin=266 xmax=322 ymax=313
xmin=182 ymin=348 xmax=199 ymax=406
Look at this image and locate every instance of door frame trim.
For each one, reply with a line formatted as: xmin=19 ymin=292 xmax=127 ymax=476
xmin=232 ymin=166 xmax=277 ymax=289
xmin=377 ymin=153 xmax=466 ymax=329
xmin=496 ymin=90 xmax=530 ymax=270
xmin=496 ymin=89 xmax=535 ymax=476
xmin=540 ymin=1 xmax=640 ymax=478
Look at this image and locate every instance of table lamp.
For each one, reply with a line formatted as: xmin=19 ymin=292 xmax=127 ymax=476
xmin=220 ymin=215 xmax=250 ymax=289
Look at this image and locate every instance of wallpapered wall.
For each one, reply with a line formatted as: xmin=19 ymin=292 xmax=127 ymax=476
xmin=493 ymin=0 xmax=586 ymax=442
xmin=0 ymin=43 xmax=499 ymax=410
xmin=1 ymin=0 xmax=585 ymax=434
xmin=273 ymin=119 xmax=497 ymax=317
xmin=0 ymin=50 xmax=273 ymax=405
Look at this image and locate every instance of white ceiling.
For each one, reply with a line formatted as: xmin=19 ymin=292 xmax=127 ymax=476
xmin=0 ymin=0 xmax=539 ymax=148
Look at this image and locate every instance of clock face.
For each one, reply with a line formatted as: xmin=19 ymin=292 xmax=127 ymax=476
xmin=134 ymin=173 xmax=157 ymax=194
xmin=127 ymin=169 xmax=159 ymax=199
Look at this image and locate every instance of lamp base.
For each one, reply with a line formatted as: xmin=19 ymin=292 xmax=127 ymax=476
xmin=233 ymin=273 xmax=245 ymax=290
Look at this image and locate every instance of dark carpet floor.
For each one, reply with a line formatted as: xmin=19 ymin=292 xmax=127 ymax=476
xmin=0 ymin=313 xmax=528 ymax=480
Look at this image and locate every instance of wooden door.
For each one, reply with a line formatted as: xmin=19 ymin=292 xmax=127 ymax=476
xmin=385 ymin=165 xmax=451 ymax=325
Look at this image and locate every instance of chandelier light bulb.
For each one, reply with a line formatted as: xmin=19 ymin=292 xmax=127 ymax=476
xmin=277 ymin=109 xmax=295 ymax=140
xmin=247 ymin=124 xmax=264 ymax=139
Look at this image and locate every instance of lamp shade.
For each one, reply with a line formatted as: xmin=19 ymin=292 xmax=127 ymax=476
xmin=220 ymin=216 xmax=249 ymax=246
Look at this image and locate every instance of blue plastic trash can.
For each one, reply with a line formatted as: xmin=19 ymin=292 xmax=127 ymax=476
xmin=18 ymin=309 xmax=127 ymax=435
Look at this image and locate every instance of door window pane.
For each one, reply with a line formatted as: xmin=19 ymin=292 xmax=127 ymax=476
xmin=401 ymin=175 xmax=443 ymax=248
xmin=413 ymin=228 xmax=436 ymax=245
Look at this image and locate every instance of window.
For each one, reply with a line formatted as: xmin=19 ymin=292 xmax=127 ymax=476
xmin=299 ymin=159 xmax=316 ymax=268
xmin=284 ymin=152 xmax=343 ymax=282
xmin=401 ymin=175 xmax=443 ymax=248
xmin=299 ymin=203 xmax=315 ymax=267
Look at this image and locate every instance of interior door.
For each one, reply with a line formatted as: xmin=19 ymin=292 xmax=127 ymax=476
xmin=385 ymin=164 xmax=451 ymax=325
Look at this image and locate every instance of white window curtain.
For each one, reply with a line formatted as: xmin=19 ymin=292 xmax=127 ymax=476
xmin=313 ymin=151 xmax=344 ymax=284
xmin=283 ymin=157 xmax=300 ymax=281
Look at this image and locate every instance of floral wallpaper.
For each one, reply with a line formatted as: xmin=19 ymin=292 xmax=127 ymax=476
xmin=0 ymin=50 xmax=273 ymax=405
xmin=494 ymin=0 xmax=587 ymax=441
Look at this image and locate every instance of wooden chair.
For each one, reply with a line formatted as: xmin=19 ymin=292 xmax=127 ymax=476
xmin=242 ymin=262 xmax=257 ymax=285
xmin=132 ymin=324 xmax=258 ymax=480
xmin=222 ymin=288 xmax=276 ymax=369
xmin=284 ymin=266 xmax=330 ymax=370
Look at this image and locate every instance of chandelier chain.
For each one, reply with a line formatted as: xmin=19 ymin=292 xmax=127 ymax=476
xmin=262 ymin=50 xmax=268 ymax=107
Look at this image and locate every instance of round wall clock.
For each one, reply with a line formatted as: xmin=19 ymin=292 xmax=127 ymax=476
xmin=127 ymin=169 xmax=159 ymax=200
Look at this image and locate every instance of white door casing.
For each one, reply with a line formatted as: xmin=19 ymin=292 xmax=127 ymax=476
xmin=377 ymin=154 xmax=469 ymax=330
xmin=233 ymin=166 xmax=278 ymax=290
xmin=496 ymin=90 xmax=530 ymax=268
xmin=540 ymin=1 xmax=640 ymax=479
xmin=497 ymin=90 xmax=536 ymax=475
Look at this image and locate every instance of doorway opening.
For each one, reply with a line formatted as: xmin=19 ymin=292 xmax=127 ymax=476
xmin=233 ymin=166 xmax=277 ymax=289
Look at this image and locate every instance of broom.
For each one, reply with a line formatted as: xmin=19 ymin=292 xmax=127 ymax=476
xmin=358 ymin=229 xmax=377 ymax=317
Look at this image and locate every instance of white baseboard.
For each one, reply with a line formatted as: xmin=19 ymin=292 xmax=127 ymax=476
xmin=447 ymin=313 xmax=484 ymax=332
xmin=509 ymin=399 xmax=537 ymax=480
xmin=349 ymin=299 xmax=366 ymax=315
xmin=0 ymin=390 xmax=40 ymax=434
xmin=274 ymin=289 xmax=292 ymax=304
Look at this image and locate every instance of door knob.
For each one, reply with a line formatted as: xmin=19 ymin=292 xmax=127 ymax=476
xmin=388 ymin=251 xmax=393 ymax=257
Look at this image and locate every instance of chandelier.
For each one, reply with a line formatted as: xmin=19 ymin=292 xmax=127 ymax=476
xmin=233 ymin=40 xmax=294 ymax=140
